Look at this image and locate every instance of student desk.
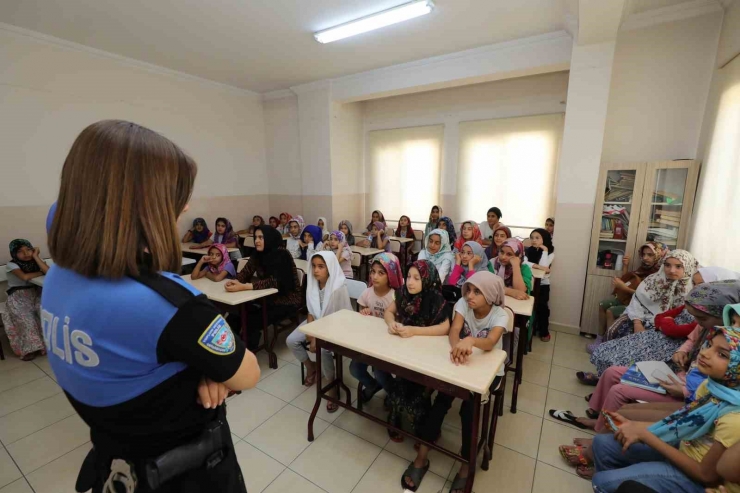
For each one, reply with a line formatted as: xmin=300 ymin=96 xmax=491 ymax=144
xmin=183 ymin=275 xmax=280 ymax=368
xmin=29 ymin=258 xmax=196 ymax=288
xmin=505 ymin=295 xmax=535 ymax=413
xmin=182 ymin=242 xmax=240 ymax=258
xmin=300 ymin=309 xmax=506 ymax=493
xmin=349 ymin=245 xmax=384 ymax=282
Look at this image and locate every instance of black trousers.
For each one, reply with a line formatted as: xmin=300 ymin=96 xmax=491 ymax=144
xmin=534 ymin=284 xmax=551 ymax=337
xmin=229 ymin=303 xmax=297 ymax=352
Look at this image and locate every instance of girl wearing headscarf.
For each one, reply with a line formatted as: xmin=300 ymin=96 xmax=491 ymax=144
xmin=365 ymin=210 xmax=387 ymax=233
xmin=268 ymin=216 xmax=279 ymax=229
xmin=182 ymin=217 xmax=212 ymax=245
xmin=400 ymin=271 xmax=508 ymax=492
xmin=436 ymin=216 xmax=457 ymax=246
xmin=225 ymin=225 xmax=302 ymax=350
xmin=484 ymin=224 xmax=512 ymax=261
xmin=323 ymin=230 xmax=353 ymax=279
xmin=603 ymin=250 xmax=699 ymax=342
xmin=395 ymin=215 xmax=416 ymax=265
xmin=453 ymin=221 xmax=483 ymax=252
xmin=526 ymin=228 xmax=555 ymax=341
xmin=191 ymin=244 xmax=237 ymax=282
xmin=417 ymin=229 xmax=455 ymax=283
xmin=589 ymin=315 xmax=740 ymax=493
xmin=2 ymin=240 xmax=49 ymax=360
xmin=316 ymin=216 xmax=330 ymax=241
xmin=236 ymin=215 xmax=265 ymax=236
xmin=276 ymin=212 xmax=292 ymax=235
xmin=338 ymin=220 xmax=355 ymax=246
xmin=299 ymin=225 xmax=324 ymax=260
xmin=447 ymin=241 xmax=490 ymax=288
xmin=491 ymin=238 xmax=532 ymax=300
xmin=210 ymin=217 xmax=237 ymax=248
xmin=424 ymin=205 xmax=442 ymax=239
xmin=286 ymin=215 xmax=305 ymax=258
xmin=357 ymin=221 xmax=391 ymax=252
xmin=286 ymin=252 xmax=352 ymax=412
xmin=480 ymin=207 xmax=503 ymax=246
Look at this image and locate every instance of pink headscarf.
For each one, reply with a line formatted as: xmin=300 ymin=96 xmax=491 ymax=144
xmin=492 ymin=238 xmax=525 ymax=287
xmin=462 ymin=271 xmax=506 ymax=307
xmin=370 ymin=252 xmax=404 ymax=290
xmin=207 ymin=244 xmax=236 ymax=278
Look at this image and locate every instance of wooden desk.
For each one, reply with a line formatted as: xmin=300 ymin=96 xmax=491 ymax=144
xmin=301 ymin=310 xmax=506 ymax=493
xmin=183 ymin=275 xmax=280 ymax=368
xmin=350 ymin=246 xmax=384 ymax=282
xmin=505 ymin=295 xmax=535 ymax=414
xmin=182 ymin=242 xmax=239 ymax=255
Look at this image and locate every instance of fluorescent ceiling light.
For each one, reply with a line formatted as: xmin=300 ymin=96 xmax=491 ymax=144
xmin=314 ymin=0 xmax=435 ymax=44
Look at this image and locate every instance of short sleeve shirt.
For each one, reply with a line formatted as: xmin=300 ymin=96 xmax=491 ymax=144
xmin=357 ymin=287 xmax=395 ymax=318
xmin=5 ymin=262 xmax=32 ymax=289
xmin=479 ymin=222 xmax=494 ymax=241
xmin=454 ymin=298 xmax=509 ymax=376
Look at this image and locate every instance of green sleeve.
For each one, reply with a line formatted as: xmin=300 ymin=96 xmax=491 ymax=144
xmin=521 ymin=264 xmax=533 ymax=294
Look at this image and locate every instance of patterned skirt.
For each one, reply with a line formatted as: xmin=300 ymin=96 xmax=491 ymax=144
xmin=1 ymin=288 xmax=45 ymax=358
xmin=590 ymin=329 xmax=685 ymax=376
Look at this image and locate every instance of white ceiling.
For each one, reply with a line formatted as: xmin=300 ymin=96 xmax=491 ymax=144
xmin=0 ymin=0 xmax=570 ymax=93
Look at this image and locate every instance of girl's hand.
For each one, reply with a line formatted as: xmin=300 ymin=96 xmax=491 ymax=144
xmin=540 ymin=245 xmax=548 ymax=252
xmin=377 ymin=230 xmax=383 ymax=238
xmin=633 ymin=319 xmax=645 ymax=333
xmin=508 ymin=290 xmax=529 ymax=300
xmin=657 ymin=375 xmax=685 ymax=398
xmin=613 ymin=415 xmax=649 ymax=452
xmin=509 ymin=255 xmax=521 ymax=267
xmin=360 ymin=307 xmax=373 ymax=316
xmin=395 ymin=325 xmax=415 ymax=338
xmin=387 ymin=321 xmax=400 ymax=334
xmin=470 ymin=255 xmax=481 ymax=268
xmin=33 ymin=247 xmax=41 ymax=257
xmin=455 ymin=252 xmax=462 ymax=265
xmin=224 ymin=280 xmax=245 ymax=292
xmin=199 ymin=256 xmax=210 ymax=264
xmin=308 ymin=336 xmax=316 ymax=353
xmin=196 ymin=377 xmax=229 ymax=409
xmin=622 ymin=254 xmax=630 ymax=266
xmin=450 ymin=338 xmax=475 ymax=365
xmin=672 ymin=350 xmax=689 ymax=368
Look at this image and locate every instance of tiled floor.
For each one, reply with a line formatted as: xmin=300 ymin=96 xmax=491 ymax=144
xmin=0 ymin=330 xmax=599 ymax=493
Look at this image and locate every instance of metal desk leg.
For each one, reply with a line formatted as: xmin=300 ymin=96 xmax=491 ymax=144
xmin=511 ymin=315 xmax=527 ymax=413
xmin=335 ymin=354 xmax=352 ymax=407
xmin=262 ymin=302 xmax=277 ymax=369
xmin=464 ymin=393 xmax=482 ymax=493
xmin=308 ymin=338 xmax=323 ymax=442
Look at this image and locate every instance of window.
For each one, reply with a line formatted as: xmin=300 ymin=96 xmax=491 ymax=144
xmin=366 ymin=125 xmax=444 ymax=225
xmin=456 ymin=114 xmax=563 ymax=231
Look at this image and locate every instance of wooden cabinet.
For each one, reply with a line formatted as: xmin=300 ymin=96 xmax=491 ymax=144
xmin=580 ymin=160 xmax=700 ymax=335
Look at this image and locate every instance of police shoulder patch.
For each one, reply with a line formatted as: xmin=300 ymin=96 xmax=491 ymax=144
xmin=198 ymin=315 xmax=236 ymax=355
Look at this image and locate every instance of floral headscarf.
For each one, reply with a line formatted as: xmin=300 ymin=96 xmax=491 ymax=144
xmin=424 ymin=229 xmax=453 ymax=261
xmin=395 ymin=260 xmax=449 ymax=327
xmin=370 ymin=252 xmax=404 ymax=290
xmin=367 ymin=210 xmax=387 ymax=232
xmin=213 ymin=217 xmax=237 ymax=245
xmin=9 ymin=239 xmax=40 ymax=274
xmin=484 ymin=225 xmax=512 ymax=260
xmin=437 ymin=217 xmax=457 ymax=246
xmin=634 ymin=241 xmax=668 ymax=278
xmin=369 ymin=221 xmax=391 ymax=252
xmin=279 ymin=212 xmax=292 ymax=224
xmin=686 ymin=280 xmax=740 ymax=318
xmin=454 ymin=221 xmax=483 ymax=251
xmin=492 ymin=238 xmax=525 ymax=288
xmin=191 ymin=218 xmax=211 ymax=244
xmin=326 ymin=230 xmax=353 ymax=262
xmin=288 ymin=216 xmax=305 ymax=240
xmin=206 ymin=244 xmax=236 ymax=278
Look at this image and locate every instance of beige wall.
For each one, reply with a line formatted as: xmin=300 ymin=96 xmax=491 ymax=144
xmin=0 ymin=27 xmax=268 ymax=264
xmin=330 ymin=101 xmax=364 ymax=229
xmin=264 ymin=95 xmax=303 ymax=217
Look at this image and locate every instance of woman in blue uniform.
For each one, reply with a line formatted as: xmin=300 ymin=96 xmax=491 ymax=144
xmin=42 ymin=120 xmax=260 ymax=492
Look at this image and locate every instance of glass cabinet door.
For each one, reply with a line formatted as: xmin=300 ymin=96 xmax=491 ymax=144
xmin=643 ymin=167 xmax=688 ymax=250
xmin=596 ymin=169 xmax=637 ymax=272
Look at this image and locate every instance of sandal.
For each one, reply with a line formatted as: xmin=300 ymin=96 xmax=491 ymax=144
xmin=586 ymin=336 xmax=603 ymax=354
xmin=548 ymin=409 xmax=589 ymax=429
xmin=303 ymin=371 xmax=317 ymax=387
xmin=585 ymin=393 xmax=593 ymax=403
xmin=576 ymin=371 xmax=599 ymax=386
xmin=585 ymin=408 xmax=599 ymax=420
xmin=21 ymin=353 xmax=36 ymax=361
xmin=388 ymin=429 xmax=404 ymax=443
xmin=540 ymin=334 xmax=551 ymax=342
xmin=449 ymin=473 xmax=468 ymax=493
xmin=558 ymin=445 xmax=592 ymax=466
xmin=326 ymin=401 xmax=339 ymax=414
xmin=401 ymin=460 xmax=429 ymax=492
xmin=575 ymin=464 xmax=594 ymax=479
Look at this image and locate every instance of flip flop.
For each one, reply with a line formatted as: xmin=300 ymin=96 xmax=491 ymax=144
xmin=449 ymin=473 xmax=468 ymax=493
xmin=401 ymin=460 xmax=430 ymax=492
xmin=540 ymin=335 xmax=551 ymax=342
xmin=548 ymin=409 xmax=589 ymax=429
xmin=388 ymin=429 xmax=404 ymax=443
xmin=303 ymin=371 xmax=317 ymax=387
xmin=585 ymin=408 xmax=599 ymax=420
xmin=558 ymin=445 xmax=592 ymax=466
xmin=576 ymin=371 xmax=599 ymax=386
xmin=326 ymin=401 xmax=339 ymax=413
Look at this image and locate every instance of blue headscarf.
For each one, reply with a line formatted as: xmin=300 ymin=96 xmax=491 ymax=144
xmin=300 ymin=225 xmax=323 ymax=260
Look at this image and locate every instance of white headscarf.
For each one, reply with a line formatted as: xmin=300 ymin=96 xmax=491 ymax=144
xmin=317 ymin=217 xmax=330 ymax=239
xmin=306 ymin=251 xmax=351 ymax=319
xmin=699 ymin=267 xmax=740 ymax=283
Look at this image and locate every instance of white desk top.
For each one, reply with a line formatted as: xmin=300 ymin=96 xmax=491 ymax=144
xmin=183 ymin=275 xmax=277 ymax=306
xmin=531 ymin=269 xmax=546 ymax=279
xmin=350 ymin=246 xmax=384 ymax=257
xmin=181 ymin=257 xmax=196 ymax=266
xmin=300 ymin=310 xmax=506 ymax=395
xmin=353 ymin=234 xmax=413 ymax=244
xmin=182 ymin=243 xmax=239 ymax=255
xmin=294 ymin=259 xmax=309 ymax=273
xmin=505 ymin=295 xmax=534 ymax=317
xmin=29 ymin=257 xmax=197 ymax=287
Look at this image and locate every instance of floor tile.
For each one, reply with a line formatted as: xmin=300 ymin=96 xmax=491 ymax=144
xmin=0 ymin=393 xmax=76 ymax=445
xmin=528 ymin=338 xmax=555 ymax=364
xmin=548 ymin=365 xmax=592 ymax=398
xmin=227 ymin=387 xmax=287 ymax=439
xmin=383 ymin=423 xmax=459 ymax=480
xmin=234 ymin=441 xmax=285 ymax=493
xmin=552 ymin=346 xmax=596 ymax=372
xmin=554 ymin=333 xmax=589 ymax=354
xmin=25 ymin=442 xmax=91 ymax=493
xmin=332 ymin=406 xmax=390 ymax=448
xmin=521 ymin=358 xmax=551 ymax=387
xmin=0 ymin=377 xmax=61 ymax=418
xmin=263 ymin=469 xmax=327 ymax=493
xmin=291 ymin=386 xmax=346 ymax=424
xmin=0 ymin=447 xmax=21 ymax=489
xmin=0 ymin=365 xmax=45 ymax=394
xmin=256 ymin=351 xmax=282 ymax=381
xmin=245 ymin=405 xmax=329 ymax=466
xmin=257 ymin=364 xmax=310 ymax=403
xmin=353 ymin=450 xmax=445 ymax=493
xmin=504 ymin=380 xmax=547 ymax=417
xmin=0 ymin=479 xmax=32 ymax=493
xmin=31 ymin=357 xmax=56 ymax=381
xmin=0 ymin=356 xmax=26 ymax=375
xmin=543 ymin=389 xmax=596 ymax=435
xmin=272 ymin=331 xmax=300 ymax=365
xmin=7 ymin=414 xmax=89 ymax=474
xmin=449 ymin=444 xmax=535 ymax=493
xmin=290 ymin=425 xmax=381 ymax=493
xmin=492 ymin=409 xmax=542 ymax=459
xmin=537 ymin=420 xmax=592 ymax=475
xmin=532 ymin=461 xmax=592 ymax=493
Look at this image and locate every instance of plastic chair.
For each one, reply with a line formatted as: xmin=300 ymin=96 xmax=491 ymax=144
xmin=346 ymin=279 xmax=368 ymax=300
xmin=412 ymin=230 xmax=423 ymax=255
xmin=351 ymin=252 xmax=362 ymax=279
xmin=236 ymin=258 xmax=249 ymax=273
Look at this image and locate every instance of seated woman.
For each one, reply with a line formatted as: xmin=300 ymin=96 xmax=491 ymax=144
xmin=483 ymin=224 xmax=512 ymax=261
xmin=191 ymin=244 xmax=237 ymax=282
xmin=436 ymin=216 xmax=457 ymax=247
xmin=224 ymin=225 xmax=302 ymax=351
xmin=602 ymin=250 xmax=698 ymax=343
xmin=490 ymin=238 xmax=532 ymax=300
xmin=453 ymin=220 xmax=483 ymax=252
xmin=479 ymin=207 xmax=503 ymax=247
xmin=356 ymin=221 xmax=391 ymax=252
xmin=417 ymin=229 xmax=455 ymax=283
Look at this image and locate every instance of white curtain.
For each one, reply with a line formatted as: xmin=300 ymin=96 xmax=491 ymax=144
xmin=689 ymin=56 xmax=740 ymax=269
xmin=456 ymin=114 xmax=563 ymax=229
xmin=366 ymin=125 xmax=444 ymax=225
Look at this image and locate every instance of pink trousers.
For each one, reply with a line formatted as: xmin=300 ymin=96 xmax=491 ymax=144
xmin=587 ymin=366 xmax=680 ymax=432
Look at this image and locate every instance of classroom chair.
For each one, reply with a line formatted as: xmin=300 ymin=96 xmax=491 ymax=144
xmin=412 ymin=230 xmax=423 ymax=256
xmin=350 ymin=252 xmax=362 ymax=279
xmin=522 ymin=238 xmax=532 ymax=248
xmin=236 ymin=258 xmax=249 ymax=273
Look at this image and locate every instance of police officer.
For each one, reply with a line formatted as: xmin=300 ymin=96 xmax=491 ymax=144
xmin=41 ymin=120 xmax=260 ymax=492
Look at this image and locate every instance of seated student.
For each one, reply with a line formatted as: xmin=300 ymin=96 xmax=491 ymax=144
xmin=236 ymin=215 xmax=264 ymax=235
xmin=350 ymin=253 xmax=403 ymax=402
xmin=268 ymin=216 xmax=279 ymax=229
xmin=587 ymin=317 xmax=740 ymax=493
xmin=399 ymin=271 xmax=508 ymax=493
xmin=491 ymin=238 xmax=531 ymax=300
xmin=181 ymin=217 xmax=212 ymax=245
xmin=424 ymin=205 xmax=442 ymax=239
xmin=338 ymin=220 xmax=356 ymax=246
xmin=317 ymin=217 xmax=330 ymax=242
xmin=225 ymin=226 xmax=302 ymax=350
xmin=483 ymin=224 xmax=512 ymax=261
xmin=285 ymin=215 xmax=305 ymax=259
xmin=694 ymin=267 xmax=740 ymax=285
xmin=453 ymin=220 xmax=483 ymax=252
xmin=191 ymin=244 xmax=237 ymax=282
xmin=447 ymin=241 xmax=490 ymax=289
xmin=417 ymin=229 xmax=455 ymax=283
xmin=436 ymin=216 xmax=457 ymax=246
xmin=525 ymin=228 xmax=555 ymax=342
xmin=198 ymin=217 xmax=238 ymax=249
xmin=323 ymin=230 xmax=353 ymax=279
xmin=2 ymin=239 xmax=49 ymax=361
xmin=395 ymin=215 xmax=415 ymax=264
xmin=479 ymin=207 xmax=503 ymax=246
xmin=364 ymin=210 xmax=387 ymax=234
xmin=545 ymin=216 xmax=555 ymax=238
xmin=286 ymin=252 xmax=352 ymax=412
xmin=299 ymin=225 xmax=324 ymax=260
xmin=276 ymin=212 xmax=292 ymax=235
xmin=356 ymin=221 xmax=391 ymax=252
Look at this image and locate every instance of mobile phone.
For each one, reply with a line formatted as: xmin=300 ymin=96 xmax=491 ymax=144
xmin=602 ymin=410 xmax=622 ymax=432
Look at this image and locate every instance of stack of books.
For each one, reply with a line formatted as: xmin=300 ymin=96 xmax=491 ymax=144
xmin=604 ymin=172 xmax=636 ymax=203
xmin=600 ymin=205 xmax=630 ymax=239
xmin=654 ymin=208 xmax=681 ymax=227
